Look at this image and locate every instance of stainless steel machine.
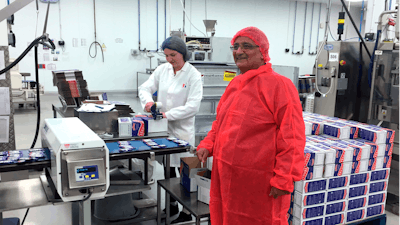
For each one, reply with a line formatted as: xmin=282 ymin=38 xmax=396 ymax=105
xmin=313 ymin=8 xmax=399 ymax=215
xmin=41 ymin=117 xmax=110 ymax=202
xmin=313 ymin=41 xmax=375 ymax=122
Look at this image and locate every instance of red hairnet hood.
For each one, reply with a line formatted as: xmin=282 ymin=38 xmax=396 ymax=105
xmin=231 ymin=27 xmax=270 ymax=63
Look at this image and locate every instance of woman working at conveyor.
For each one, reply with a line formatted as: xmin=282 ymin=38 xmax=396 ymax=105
xmin=138 ymin=36 xmax=203 ymax=224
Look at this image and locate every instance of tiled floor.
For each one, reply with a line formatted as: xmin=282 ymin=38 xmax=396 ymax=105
xmin=2 ymin=93 xmax=400 ymax=224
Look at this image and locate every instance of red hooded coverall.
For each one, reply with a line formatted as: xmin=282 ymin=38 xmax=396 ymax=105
xmin=197 ymin=63 xmax=306 ymax=225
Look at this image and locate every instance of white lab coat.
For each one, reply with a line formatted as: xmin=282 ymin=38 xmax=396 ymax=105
xmin=139 ymin=62 xmax=203 ymax=167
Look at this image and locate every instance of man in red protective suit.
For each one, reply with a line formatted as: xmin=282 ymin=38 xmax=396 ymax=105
xmin=196 ymin=27 xmax=306 ymax=225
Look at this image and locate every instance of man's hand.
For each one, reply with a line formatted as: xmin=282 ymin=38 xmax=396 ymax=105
xmin=269 ymin=186 xmax=290 ymax=199
xmin=145 ymin=102 xmax=154 ymax=112
xmin=197 ymin=148 xmax=210 ymax=163
xmin=162 ymin=112 xmax=166 ymax=118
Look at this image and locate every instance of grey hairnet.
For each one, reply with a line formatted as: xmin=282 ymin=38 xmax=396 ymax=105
xmin=161 ymin=36 xmax=190 ymax=62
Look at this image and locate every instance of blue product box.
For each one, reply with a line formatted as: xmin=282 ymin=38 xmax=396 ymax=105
xmin=304 ymin=119 xmax=323 ymax=135
xmin=369 ymin=181 xmax=388 ymax=193
xmin=351 ymin=160 xmax=369 ymax=174
xmin=368 ymin=192 xmax=387 ymax=206
xmin=335 ymin=140 xmax=369 ymax=161
xmin=383 ymin=156 xmax=392 ymax=169
xmin=294 ymin=191 xmax=326 ymax=207
xmin=366 ymin=204 xmax=385 ymax=218
xmin=347 ymin=197 xmax=367 ymax=210
xmin=358 ymin=126 xmax=395 ymax=144
xmin=302 ymin=165 xmax=324 ymax=180
xmin=132 ymin=118 xmax=145 ymax=137
xmin=326 ymin=188 xmax=347 ymax=203
xmin=323 ymin=122 xmax=350 ymax=139
xmin=292 ymin=216 xmax=324 ymax=225
xmin=385 ymin=143 xmax=393 ymax=156
xmin=293 ymin=204 xmax=325 ymax=219
xmin=349 ymin=184 xmax=368 ymax=198
xmin=295 ymin=179 xmax=327 ymax=193
xmin=324 ymin=163 xmax=352 ymax=178
xmin=307 ymin=136 xmax=332 ymax=143
xmin=138 ymin=117 xmax=150 ymax=136
xmin=304 ymin=145 xmax=325 ymax=166
xmin=349 ymin=173 xmax=370 ymax=185
xmin=325 ymin=201 xmax=346 ymax=215
xmin=320 ymin=134 xmax=340 ymax=141
xmin=328 ymin=176 xmax=348 ymax=189
xmin=320 ymin=142 xmax=354 ymax=163
xmin=346 ymin=208 xmax=366 ymax=223
xmin=324 ymin=213 xmax=345 ymax=225
xmin=370 ymin=169 xmax=390 ymax=181
xmin=354 ymin=139 xmax=380 ymax=158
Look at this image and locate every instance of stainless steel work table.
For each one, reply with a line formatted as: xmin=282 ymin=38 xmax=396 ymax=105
xmin=157 ymin=178 xmax=210 ymax=225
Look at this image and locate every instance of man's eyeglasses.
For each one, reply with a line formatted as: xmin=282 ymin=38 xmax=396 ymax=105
xmin=230 ymin=43 xmax=259 ymax=51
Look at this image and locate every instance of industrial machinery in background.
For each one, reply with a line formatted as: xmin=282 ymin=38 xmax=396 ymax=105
xmin=313 ymin=4 xmax=399 ymax=215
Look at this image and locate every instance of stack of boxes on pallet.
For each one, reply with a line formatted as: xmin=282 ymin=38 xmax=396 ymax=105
xmin=288 ymin=112 xmax=394 ymax=225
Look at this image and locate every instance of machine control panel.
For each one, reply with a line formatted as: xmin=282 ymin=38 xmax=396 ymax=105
xmin=75 ymin=165 xmax=99 ymax=182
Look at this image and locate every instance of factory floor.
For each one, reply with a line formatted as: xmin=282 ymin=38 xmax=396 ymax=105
xmin=2 ymin=92 xmax=399 ymax=225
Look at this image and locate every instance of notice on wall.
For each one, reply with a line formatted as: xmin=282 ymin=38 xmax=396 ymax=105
xmin=0 ymin=116 xmax=9 ymax=143
xmin=0 ymin=87 xmax=10 ymax=115
xmin=0 ymin=51 xmax=5 ymax=80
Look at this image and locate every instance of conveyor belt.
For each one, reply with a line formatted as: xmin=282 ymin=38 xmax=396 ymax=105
xmin=0 ymin=138 xmax=190 ymax=172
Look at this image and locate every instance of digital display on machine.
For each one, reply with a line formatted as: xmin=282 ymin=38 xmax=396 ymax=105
xmin=77 ymin=167 xmax=96 ymax=173
xmin=75 ymin=165 xmax=99 ymax=182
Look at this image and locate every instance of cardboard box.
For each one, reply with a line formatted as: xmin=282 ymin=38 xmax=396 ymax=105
xmin=366 ymin=204 xmax=385 ymax=218
xmin=308 ymin=143 xmax=336 ymax=164
xmin=325 ymin=201 xmax=346 ymax=215
xmin=369 ymin=180 xmax=388 ymax=194
xmin=346 ymin=208 xmax=366 ymax=223
xmin=304 ymin=144 xmax=325 ymax=166
xmin=326 ymin=188 xmax=348 ymax=203
xmin=145 ymin=117 xmax=168 ymax=133
xmin=320 ymin=142 xmax=355 ymax=163
xmin=351 ymin=159 xmax=369 ymax=174
xmin=293 ymin=203 xmax=325 ymax=219
xmin=294 ymin=178 xmax=327 ymax=194
xmin=349 ymin=184 xmax=369 ymax=199
xmin=323 ymin=122 xmax=351 ymax=139
xmin=347 ymin=196 xmax=368 ymax=210
xmin=358 ymin=126 xmax=395 ymax=144
xmin=367 ymin=191 xmax=387 ymax=206
xmin=327 ymin=176 xmax=349 ymax=189
xmin=324 ymin=212 xmax=346 ymax=225
xmin=305 ymin=121 xmax=313 ymax=136
xmin=195 ymin=169 xmax=211 ymax=204
xmin=349 ymin=172 xmax=370 ymax=186
xmin=385 ymin=143 xmax=393 ymax=156
xmin=336 ymin=140 xmax=370 ymax=160
xmin=180 ymin=157 xmax=206 ymax=192
xmin=354 ymin=139 xmax=383 ymax=158
xmin=132 ymin=118 xmax=146 ymax=137
xmin=324 ymin=163 xmax=352 ymax=178
xmin=118 ymin=117 xmax=132 ymax=137
xmin=291 ymin=216 xmax=324 ymax=225
xmin=302 ymin=165 xmax=324 ymax=180
xmin=370 ymin=169 xmax=390 ymax=182
xmin=303 ymin=118 xmax=324 ymax=135
xmin=293 ymin=191 xmax=326 ymax=207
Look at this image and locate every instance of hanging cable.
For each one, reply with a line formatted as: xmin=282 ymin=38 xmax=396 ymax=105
xmin=314 ymin=0 xmax=334 ymax=96
xmin=35 ymin=0 xmax=39 ymax=38
xmin=58 ymin=1 xmax=65 ymax=52
xmin=179 ymin=0 xmax=206 ymax=36
xmin=89 ymin=0 xmax=104 ymax=62
xmin=308 ymin=3 xmax=314 ymax=55
xmin=292 ymin=1 xmax=298 ymax=54
xmin=285 ymin=1 xmax=292 ymax=52
xmin=300 ymin=2 xmax=308 ymax=55
xmin=315 ymin=3 xmax=322 ymax=53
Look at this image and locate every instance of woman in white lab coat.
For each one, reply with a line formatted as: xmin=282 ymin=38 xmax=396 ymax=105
xmin=138 ymin=36 xmax=203 ymax=223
